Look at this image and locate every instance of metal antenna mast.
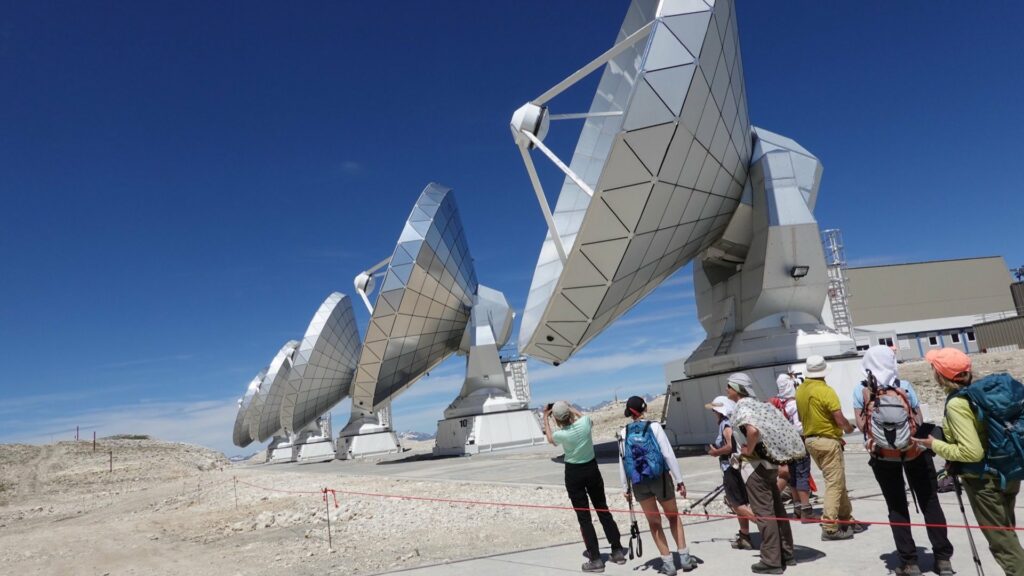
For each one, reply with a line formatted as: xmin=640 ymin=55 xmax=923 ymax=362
xmin=822 ymin=229 xmax=855 ymax=339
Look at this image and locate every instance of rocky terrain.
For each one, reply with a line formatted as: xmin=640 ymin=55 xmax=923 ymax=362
xmin=0 ymin=437 xmax=625 ymax=575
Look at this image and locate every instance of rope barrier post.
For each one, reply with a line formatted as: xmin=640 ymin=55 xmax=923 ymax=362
xmin=233 ymin=476 xmax=238 ymax=510
xmin=93 ymin=431 xmax=96 ymax=452
xmin=109 ymin=450 xmax=112 ymax=473
xmin=76 ymin=425 xmax=79 ymax=441
xmin=323 ymin=488 xmax=333 ymax=550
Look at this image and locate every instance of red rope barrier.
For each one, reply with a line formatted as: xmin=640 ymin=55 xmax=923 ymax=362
xmin=228 ymin=478 xmax=1024 ymax=533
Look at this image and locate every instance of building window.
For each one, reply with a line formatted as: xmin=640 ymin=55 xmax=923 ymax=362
xmin=951 ymin=333 xmax=961 ymax=343
xmin=876 ymin=337 xmax=894 ymax=347
xmin=967 ymin=331 xmax=976 ymax=342
xmin=928 ymin=336 xmax=939 ymax=346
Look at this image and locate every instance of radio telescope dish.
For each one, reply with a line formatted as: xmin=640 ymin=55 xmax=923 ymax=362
xmin=232 ymin=367 xmax=268 ymax=448
xmin=249 ymin=339 xmax=300 ymax=443
xmin=511 ymin=0 xmax=750 ymax=364
xmin=279 ymin=292 xmax=361 ymax=435
xmin=349 ymin=182 xmax=477 ymax=411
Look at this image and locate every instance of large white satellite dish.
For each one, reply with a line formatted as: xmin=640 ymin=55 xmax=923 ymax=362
xmin=250 ymin=340 xmax=300 ymax=445
xmin=511 ymin=0 xmax=858 ymax=445
xmin=277 ymin=292 xmax=362 ymax=462
xmin=280 ymin=292 xmax=361 ymax=433
xmin=512 ymin=0 xmax=751 ymax=365
xmin=232 ymin=367 xmax=267 ymax=448
xmin=339 ymin=183 xmax=543 ymax=458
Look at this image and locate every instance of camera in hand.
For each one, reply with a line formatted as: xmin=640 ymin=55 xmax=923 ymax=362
xmin=546 ymin=402 xmax=554 ymax=412
xmin=915 ymin=422 xmax=944 ymax=441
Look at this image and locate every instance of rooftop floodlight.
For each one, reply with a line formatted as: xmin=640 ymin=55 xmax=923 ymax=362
xmin=791 ymin=265 xmax=810 ymax=279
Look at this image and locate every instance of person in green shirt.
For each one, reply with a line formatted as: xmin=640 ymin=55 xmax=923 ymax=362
xmin=794 ymin=355 xmax=859 ymax=541
xmin=919 ymin=348 xmax=1024 ymax=576
xmin=545 ymin=400 xmax=627 ymax=573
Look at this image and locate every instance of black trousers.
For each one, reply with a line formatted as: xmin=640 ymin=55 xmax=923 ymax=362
xmin=870 ymin=455 xmax=954 ymax=564
xmin=565 ymin=458 xmax=623 ymax=558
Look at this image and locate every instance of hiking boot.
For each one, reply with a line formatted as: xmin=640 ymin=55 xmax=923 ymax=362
xmin=609 ymin=547 xmax=627 ymax=565
xmin=677 ymin=553 xmax=698 ymax=572
xmin=820 ymin=528 xmax=853 ymax=541
xmin=935 ymin=559 xmax=954 ymax=576
xmin=848 ymin=521 xmax=868 ymax=534
xmin=782 ymin=553 xmax=797 ymax=567
xmin=780 ymin=486 xmax=793 ymax=504
xmin=794 ymin=506 xmax=820 ymax=523
xmin=582 ymin=558 xmax=605 ymax=573
xmin=750 ymin=561 xmax=784 ymax=574
xmin=893 ymin=563 xmax=922 ymax=576
xmin=731 ymin=531 xmax=754 ymax=550
xmin=657 ymin=559 xmax=678 ymax=576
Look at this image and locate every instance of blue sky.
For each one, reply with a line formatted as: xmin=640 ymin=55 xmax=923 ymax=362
xmin=2 ymin=2 xmax=1022 ymax=456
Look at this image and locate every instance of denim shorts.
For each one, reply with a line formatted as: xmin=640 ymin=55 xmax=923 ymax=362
xmin=788 ymin=455 xmax=812 ymax=491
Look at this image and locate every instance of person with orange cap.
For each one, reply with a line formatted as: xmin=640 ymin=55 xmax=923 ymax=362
xmin=919 ymin=348 xmax=1024 ymax=576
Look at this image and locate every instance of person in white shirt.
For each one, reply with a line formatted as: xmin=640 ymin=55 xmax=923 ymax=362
xmin=618 ymin=396 xmax=697 ymax=575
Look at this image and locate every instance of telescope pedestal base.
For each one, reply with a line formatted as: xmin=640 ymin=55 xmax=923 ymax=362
xmin=336 ymin=429 xmax=401 ymax=460
xmin=268 ymin=443 xmax=297 ymax=464
xmin=433 ymin=409 xmax=545 ymax=456
xmin=662 ymin=355 xmax=864 ymax=446
xmin=296 ymin=437 xmax=336 ymax=463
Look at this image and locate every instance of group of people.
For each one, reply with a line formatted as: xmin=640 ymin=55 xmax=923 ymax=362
xmin=542 ymin=346 xmax=1024 ymax=576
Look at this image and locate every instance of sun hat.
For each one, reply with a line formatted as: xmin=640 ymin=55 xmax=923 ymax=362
xmin=726 ymin=372 xmax=758 ymax=398
xmin=551 ymin=400 xmax=572 ymax=420
xmin=776 ymin=373 xmax=797 ymax=399
xmin=624 ymin=396 xmax=647 ymax=418
xmin=804 ymin=355 xmax=829 ymax=378
xmin=925 ymin=348 xmax=972 ymax=381
xmin=705 ymin=395 xmax=736 ymax=418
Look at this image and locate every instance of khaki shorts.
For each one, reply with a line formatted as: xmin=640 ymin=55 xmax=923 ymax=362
xmin=633 ymin=471 xmax=674 ymax=502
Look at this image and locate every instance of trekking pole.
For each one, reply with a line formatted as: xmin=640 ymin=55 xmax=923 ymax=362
xmin=618 ymin=433 xmax=641 ymax=560
xmin=683 ymin=484 xmax=725 ymax=514
xmin=952 ymin=475 xmax=985 ymax=576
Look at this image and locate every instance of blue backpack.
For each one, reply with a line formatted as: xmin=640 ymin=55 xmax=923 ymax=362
xmin=622 ymin=421 xmax=666 ymax=485
xmin=951 ymin=373 xmax=1024 ymax=487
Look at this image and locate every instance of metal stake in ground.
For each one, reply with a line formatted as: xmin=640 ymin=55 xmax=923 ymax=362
xmin=93 ymin=431 xmax=96 ymax=452
xmin=109 ymin=450 xmax=112 ymax=473
xmin=323 ymin=488 xmax=333 ymax=550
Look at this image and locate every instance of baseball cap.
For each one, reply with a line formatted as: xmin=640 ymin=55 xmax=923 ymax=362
xmin=624 ymin=396 xmax=647 ymax=418
xmin=925 ymin=348 xmax=972 ymax=381
xmin=551 ymin=400 xmax=572 ymax=420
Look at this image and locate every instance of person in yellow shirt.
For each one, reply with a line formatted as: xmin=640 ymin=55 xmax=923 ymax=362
xmin=919 ymin=348 xmax=1024 ymax=576
xmin=794 ymin=355 xmax=859 ymax=541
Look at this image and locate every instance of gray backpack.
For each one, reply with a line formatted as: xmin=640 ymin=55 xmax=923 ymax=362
xmin=862 ymin=377 xmax=922 ymax=462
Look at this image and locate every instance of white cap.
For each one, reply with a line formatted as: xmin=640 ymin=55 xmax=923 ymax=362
xmin=705 ymin=396 xmax=736 ymax=418
xmin=551 ymin=400 xmax=572 ymax=420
